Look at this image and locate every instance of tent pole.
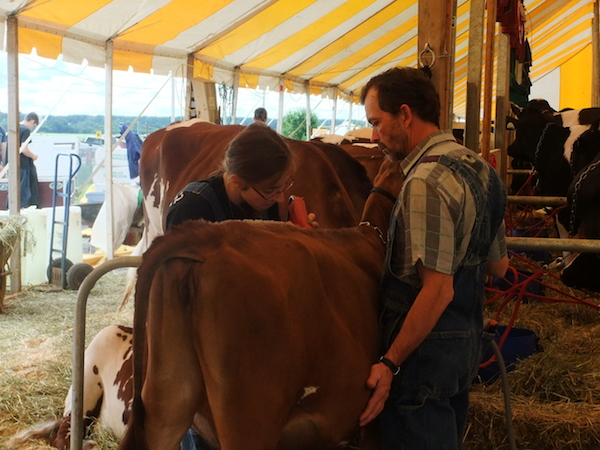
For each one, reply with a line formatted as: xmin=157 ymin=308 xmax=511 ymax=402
xmin=481 ymin=0 xmax=497 ymax=162
xmin=305 ymin=81 xmax=311 ymax=140
xmin=185 ymin=55 xmax=194 ymax=120
xmin=465 ymin=0 xmax=485 ymax=153
xmin=332 ymin=90 xmax=338 ymax=135
xmin=104 ymin=41 xmax=114 ymax=261
xmin=171 ymin=71 xmax=176 ymax=123
xmin=278 ymin=79 xmax=284 ymax=134
xmin=232 ymin=68 xmax=240 ymax=124
xmin=348 ymin=92 xmax=354 ymax=133
xmin=6 ymin=15 xmax=21 ymax=293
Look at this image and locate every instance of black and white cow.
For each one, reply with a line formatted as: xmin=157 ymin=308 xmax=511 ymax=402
xmin=507 ymin=99 xmax=600 ymax=292
xmin=8 ymin=325 xmax=133 ymax=450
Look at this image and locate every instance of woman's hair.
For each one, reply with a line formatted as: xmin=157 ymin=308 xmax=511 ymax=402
xmin=223 ymin=123 xmax=293 ymax=184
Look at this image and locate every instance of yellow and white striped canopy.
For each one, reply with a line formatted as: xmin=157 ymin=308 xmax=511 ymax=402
xmin=0 ymin=0 xmax=595 ymax=114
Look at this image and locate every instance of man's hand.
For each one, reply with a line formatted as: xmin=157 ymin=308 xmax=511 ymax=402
xmin=359 ymin=362 xmax=393 ymax=427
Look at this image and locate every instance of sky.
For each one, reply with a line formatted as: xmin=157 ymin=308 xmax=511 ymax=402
xmin=0 ymin=50 xmax=366 ymax=131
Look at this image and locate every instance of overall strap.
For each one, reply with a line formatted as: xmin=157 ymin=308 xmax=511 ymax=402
xmin=421 ymin=154 xmax=506 ymax=262
xmin=184 ymin=181 xmax=227 ymax=222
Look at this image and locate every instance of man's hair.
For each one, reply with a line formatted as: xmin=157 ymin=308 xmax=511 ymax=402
xmin=360 ymin=67 xmax=440 ymax=127
xmin=254 ymin=107 xmax=267 ymax=122
xmin=223 ymin=122 xmax=292 ymax=184
xmin=24 ymin=112 xmax=39 ymax=125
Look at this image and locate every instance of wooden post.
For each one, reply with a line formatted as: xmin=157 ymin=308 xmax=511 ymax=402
xmin=418 ymin=0 xmax=457 ymax=130
xmin=465 ymin=0 xmax=485 ymax=153
xmin=593 ymin=0 xmax=600 ymax=107
xmin=495 ymin=32 xmax=511 ymax=180
xmin=481 ymin=0 xmax=498 ymax=162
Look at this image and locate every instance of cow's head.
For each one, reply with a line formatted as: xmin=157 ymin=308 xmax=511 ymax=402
xmin=507 ymin=99 xmax=559 ymax=162
xmin=561 ymin=252 xmax=600 ymax=293
xmin=571 ymin=119 xmax=600 ymax=174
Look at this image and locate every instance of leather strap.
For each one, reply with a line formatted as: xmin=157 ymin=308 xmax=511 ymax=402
xmin=379 ymin=356 xmax=401 ymax=375
xmin=370 ymin=186 xmax=397 ymax=203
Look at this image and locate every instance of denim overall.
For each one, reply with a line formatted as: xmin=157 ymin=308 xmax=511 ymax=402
xmin=379 ymin=154 xmax=506 ymax=450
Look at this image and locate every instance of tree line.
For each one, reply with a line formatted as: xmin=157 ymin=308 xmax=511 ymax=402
xmin=0 ymin=110 xmax=367 ymax=140
xmin=0 ymin=114 xmax=180 ymax=137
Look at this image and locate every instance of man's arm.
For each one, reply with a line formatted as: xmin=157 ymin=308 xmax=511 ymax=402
xmin=487 ymin=254 xmax=509 ymax=278
xmin=359 ymin=261 xmax=454 ymax=426
xmin=21 ymin=144 xmax=38 ymax=160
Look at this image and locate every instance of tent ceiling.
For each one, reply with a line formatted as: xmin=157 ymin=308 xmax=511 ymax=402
xmin=0 ymin=0 xmax=594 ymax=115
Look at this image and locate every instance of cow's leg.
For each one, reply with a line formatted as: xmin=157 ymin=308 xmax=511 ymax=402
xmin=142 ymin=263 xmax=204 ymax=450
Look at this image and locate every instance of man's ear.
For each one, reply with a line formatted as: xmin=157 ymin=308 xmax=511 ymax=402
xmin=399 ymin=104 xmax=413 ymax=126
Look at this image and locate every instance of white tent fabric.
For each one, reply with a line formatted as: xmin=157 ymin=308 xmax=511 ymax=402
xmin=0 ymin=0 xmax=595 ymax=114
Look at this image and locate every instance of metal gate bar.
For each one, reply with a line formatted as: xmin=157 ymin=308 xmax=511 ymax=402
xmin=71 ymin=256 xmax=142 ymax=450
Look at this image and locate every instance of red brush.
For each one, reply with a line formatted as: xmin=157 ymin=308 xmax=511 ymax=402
xmin=288 ymin=195 xmax=312 ymax=228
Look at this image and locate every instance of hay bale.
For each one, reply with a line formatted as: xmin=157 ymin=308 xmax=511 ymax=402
xmin=465 ymin=258 xmax=600 ymax=449
xmin=0 ymin=217 xmax=25 ymax=313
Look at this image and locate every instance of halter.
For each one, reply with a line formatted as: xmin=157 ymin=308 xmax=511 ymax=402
xmin=359 ymin=186 xmax=397 ymax=246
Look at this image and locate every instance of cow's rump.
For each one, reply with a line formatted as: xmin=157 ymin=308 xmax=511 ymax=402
xmin=122 ymin=220 xmax=383 ymax=450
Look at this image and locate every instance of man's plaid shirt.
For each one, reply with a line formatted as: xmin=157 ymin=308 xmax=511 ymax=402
xmin=389 ymin=131 xmax=507 ymax=286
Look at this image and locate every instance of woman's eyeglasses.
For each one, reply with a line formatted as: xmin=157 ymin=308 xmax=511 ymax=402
xmin=252 ymin=176 xmax=294 ymax=201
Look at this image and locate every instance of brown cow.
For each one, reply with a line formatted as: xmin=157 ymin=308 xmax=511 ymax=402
xmin=123 ymin=120 xmax=372 ymax=301
xmin=138 ymin=120 xmax=371 ymax=242
xmin=8 ymin=325 xmax=133 ymax=450
xmin=117 ymin=160 xmax=403 ymax=450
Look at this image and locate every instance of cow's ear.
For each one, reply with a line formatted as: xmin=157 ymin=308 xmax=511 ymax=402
xmin=510 ymin=103 xmax=523 ymax=117
xmin=506 ymin=116 xmax=517 ymax=130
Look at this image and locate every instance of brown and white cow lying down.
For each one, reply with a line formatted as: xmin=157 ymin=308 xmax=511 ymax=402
xmin=118 ymin=160 xmax=403 ymax=450
xmin=8 ymin=325 xmax=133 ymax=450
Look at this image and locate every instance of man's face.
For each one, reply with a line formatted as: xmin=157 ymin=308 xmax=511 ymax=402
xmin=364 ymin=87 xmax=410 ymax=162
xmin=25 ymin=120 xmax=37 ymax=130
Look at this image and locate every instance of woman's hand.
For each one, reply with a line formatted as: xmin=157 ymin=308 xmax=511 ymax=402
xmin=288 ymin=196 xmax=318 ymax=228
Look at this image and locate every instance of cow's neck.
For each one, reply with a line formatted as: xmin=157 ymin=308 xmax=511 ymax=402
xmin=358 ymin=159 xmax=403 ymax=249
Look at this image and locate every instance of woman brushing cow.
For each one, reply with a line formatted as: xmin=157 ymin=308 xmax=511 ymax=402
xmin=166 ymin=122 xmax=317 ymax=228
xmin=166 ymin=122 xmax=317 ymax=450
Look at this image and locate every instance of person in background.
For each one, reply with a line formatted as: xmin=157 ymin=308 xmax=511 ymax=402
xmin=168 ymin=121 xmax=316 ymax=450
xmin=119 ymin=122 xmax=143 ymax=180
xmin=0 ymin=119 xmax=6 ymax=168
xmin=253 ymin=107 xmax=268 ymax=124
xmin=5 ymin=112 xmax=40 ymax=208
xmin=358 ymin=67 xmax=509 ymax=449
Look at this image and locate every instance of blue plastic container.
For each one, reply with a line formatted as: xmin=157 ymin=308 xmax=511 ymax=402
xmin=478 ymin=325 xmax=538 ymax=384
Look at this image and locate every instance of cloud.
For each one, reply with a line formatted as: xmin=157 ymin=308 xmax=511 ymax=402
xmin=0 ymin=51 xmax=367 ymax=129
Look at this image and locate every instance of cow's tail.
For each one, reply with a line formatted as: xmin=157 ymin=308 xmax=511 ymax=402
xmin=7 ymin=419 xmax=62 ymax=449
xmin=120 ymin=224 xmax=207 ymax=450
